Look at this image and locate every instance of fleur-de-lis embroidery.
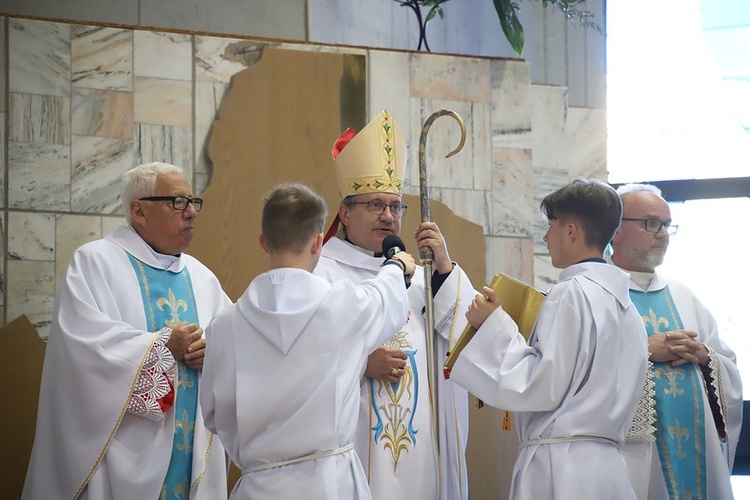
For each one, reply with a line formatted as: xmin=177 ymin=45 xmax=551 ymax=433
xmin=653 ymin=365 xmax=685 ymax=397
xmin=175 ymin=408 xmax=195 ymax=454
xmin=157 ymin=289 xmax=189 ymax=327
xmin=642 ymin=308 xmax=669 ymax=334
xmin=668 ymin=417 xmax=690 ymax=458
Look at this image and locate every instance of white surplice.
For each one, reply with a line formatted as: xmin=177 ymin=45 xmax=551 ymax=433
xmin=451 ymin=262 xmax=649 ymax=500
xmin=620 ymin=271 xmax=742 ymax=500
xmin=22 ymin=225 xmax=231 ymax=500
xmin=313 ymin=237 xmax=476 ymax=500
xmin=200 ymin=264 xmax=408 ymax=499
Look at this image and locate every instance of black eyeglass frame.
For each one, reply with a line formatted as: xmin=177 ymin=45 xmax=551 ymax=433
xmin=621 ymin=217 xmax=678 ymax=235
xmin=349 ymin=200 xmax=408 ymax=217
xmin=138 ymin=196 xmax=204 ymax=212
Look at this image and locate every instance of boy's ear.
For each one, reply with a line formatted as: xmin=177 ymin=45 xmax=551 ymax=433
xmin=311 ymin=232 xmax=324 ymax=256
xmin=258 ymin=232 xmax=269 ymax=253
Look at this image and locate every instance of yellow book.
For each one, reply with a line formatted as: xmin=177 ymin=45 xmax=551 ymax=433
xmin=444 ymin=272 xmax=546 ymax=370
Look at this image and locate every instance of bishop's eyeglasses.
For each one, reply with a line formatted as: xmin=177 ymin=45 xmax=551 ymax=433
xmin=622 ymin=218 xmax=678 ymax=236
xmin=139 ymin=196 xmax=204 ymax=212
xmin=350 ymin=200 xmax=408 ymax=217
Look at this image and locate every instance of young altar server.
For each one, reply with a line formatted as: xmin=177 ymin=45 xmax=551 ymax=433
xmin=199 ymin=182 xmax=415 ymax=499
xmin=450 ymin=178 xmax=649 ymax=499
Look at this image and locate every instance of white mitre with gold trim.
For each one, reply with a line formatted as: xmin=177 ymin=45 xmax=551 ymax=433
xmin=332 ymin=110 xmax=406 ymax=199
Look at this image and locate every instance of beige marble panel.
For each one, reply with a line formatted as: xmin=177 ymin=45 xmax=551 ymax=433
xmin=195 ymin=36 xmax=261 ymax=83
xmin=9 ymin=19 xmax=70 ymax=97
xmin=491 ymin=147 xmax=533 ymax=238
xmin=0 ymin=118 xmax=4 ymax=208
xmin=72 ymin=88 xmax=133 ymax=139
xmin=8 ymin=212 xmax=55 ymax=261
xmin=102 ymin=216 xmax=127 ymax=236
xmin=368 ymin=49 xmax=410 ymax=130
xmin=410 ymin=53 xmax=491 ymax=103
xmin=133 ymin=77 xmax=192 ymax=127
xmin=409 ymin=98 xmax=475 ymax=191
xmin=55 ymin=214 xmax=102 ymax=286
xmin=7 ymin=260 xmax=55 ymax=339
xmin=534 ymin=253 xmax=559 ymax=290
xmin=567 ymin=107 xmax=607 ymax=180
xmin=530 ymin=84 xmax=567 ymax=169
xmin=430 ymin=186 xmax=490 ymax=235
xmin=0 ymin=21 xmax=5 ymax=113
xmin=485 ymin=236 xmax=535 ymax=285
xmin=491 ymin=59 xmax=532 ymax=149
xmin=72 ymin=136 xmax=134 ymax=214
xmin=135 ymin=124 xmax=193 ymax=175
xmin=134 ymin=30 xmax=192 ymax=81
xmin=9 ymin=142 xmax=70 ymax=211
xmin=276 ymin=42 xmax=360 ymax=55
xmin=195 ymin=81 xmax=230 ymax=194
xmin=9 ymin=93 xmax=70 ymax=145
xmin=72 ymin=25 xmax=133 ymax=91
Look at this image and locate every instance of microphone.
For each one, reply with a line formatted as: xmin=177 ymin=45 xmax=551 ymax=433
xmin=382 ymin=234 xmax=411 ymax=289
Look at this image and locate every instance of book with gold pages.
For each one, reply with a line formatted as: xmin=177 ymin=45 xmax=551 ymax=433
xmin=444 ymin=272 xmax=546 ymax=370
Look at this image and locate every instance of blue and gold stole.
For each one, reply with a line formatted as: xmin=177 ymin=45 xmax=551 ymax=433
xmin=127 ymin=253 xmax=199 ymax=500
xmin=630 ymin=286 xmax=706 ymax=499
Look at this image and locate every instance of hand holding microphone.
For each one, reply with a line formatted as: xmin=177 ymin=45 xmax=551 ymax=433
xmin=382 ymin=235 xmax=415 ymax=288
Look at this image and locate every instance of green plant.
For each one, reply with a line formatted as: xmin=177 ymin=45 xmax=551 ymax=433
xmin=393 ymin=0 xmax=602 ymax=56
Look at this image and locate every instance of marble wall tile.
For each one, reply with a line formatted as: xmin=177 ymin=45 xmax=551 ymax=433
xmin=72 ymin=25 xmax=133 ymax=91
xmin=485 ymin=236 xmax=535 ymax=285
xmin=8 ymin=142 xmax=70 ymax=211
xmin=566 ymin=107 xmax=607 ymax=180
xmin=0 ymin=21 xmax=5 ymax=113
xmin=491 ymin=59 xmax=532 ymax=149
xmin=135 ymin=124 xmax=193 ymax=175
xmin=534 ymin=253 xmax=559 ymax=291
xmin=102 ymin=216 xmax=127 ymax=236
xmin=196 ymin=36 xmax=263 ymax=83
xmin=134 ymin=31 xmax=192 ymax=81
xmin=530 ymin=84 xmax=568 ymax=169
xmin=491 ymin=147 xmax=534 ymax=238
xmin=55 ymin=214 xmax=101 ymax=286
xmin=9 ymin=19 xmax=70 ymax=97
xmin=410 ymin=53 xmax=491 ymax=103
xmin=195 ymin=81 xmax=230 ymax=194
xmin=368 ymin=49 xmax=410 ymax=131
xmin=72 ymin=136 xmax=134 ymax=214
xmin=9 ymin=93 xmax=71 ymax=145
xmin=430 ymin=187 xmax=491 ymax=235
xmin=7 ymin=212 xmax=55 ymax=261
xmin=409 ymin=98 xmax=475 ymax=191
xmin=133 ymin=77 xmax=192 ymax=127
xmin=469 ymin=101 xmax=492 ymax=191
xmin=276 ymin=42 xmax=358 ymax=55
xmin=7 ymin=260 xmax=55 ymax=339
xmin=0 ymin=118 xmax=4 ymax=208
xmin=532 ymin=166 xmax=569 ymax=253
xmin=72 ymin=88 xmax=133 ymax=138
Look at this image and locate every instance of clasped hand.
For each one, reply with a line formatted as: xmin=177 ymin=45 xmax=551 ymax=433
xmin=166 ymin=322 xmax=206 ymax=370
xmin=648 ymin=330 xmax=709 ymax=367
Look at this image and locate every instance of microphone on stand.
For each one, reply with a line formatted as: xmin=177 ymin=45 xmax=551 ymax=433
xmin=382 ymin=234 xmax=411 ymax=289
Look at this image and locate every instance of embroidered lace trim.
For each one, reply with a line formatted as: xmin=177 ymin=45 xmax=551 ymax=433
xmin=127 ymin=327 xmax=175 ymax=421
xmin=627 ymin=360 xmax=656 ymax=442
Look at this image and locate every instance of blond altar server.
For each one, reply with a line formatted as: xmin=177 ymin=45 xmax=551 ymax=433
xmin=313 ymin=111 xmax=476 ymax=500
xmin=451 ymin=179 xmax=649 ymax=499
xmin=23 ymin=162 xmax=231 ymax=499
xmin=199 ymin=183 xmax=414 ymax=499
xmin=612 ymin=183 xmax=742 ymax=500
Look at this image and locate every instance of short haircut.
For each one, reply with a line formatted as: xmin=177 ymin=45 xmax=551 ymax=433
xmin=540 ymin=178 xmax=623 ymax=251
xmin=122 ymin=162 xmax=184 ymax=223
xmin=615 ymin=183 xmax=662 ymax=198
xmin=262 ymin=183 xmax=328 ymax=253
